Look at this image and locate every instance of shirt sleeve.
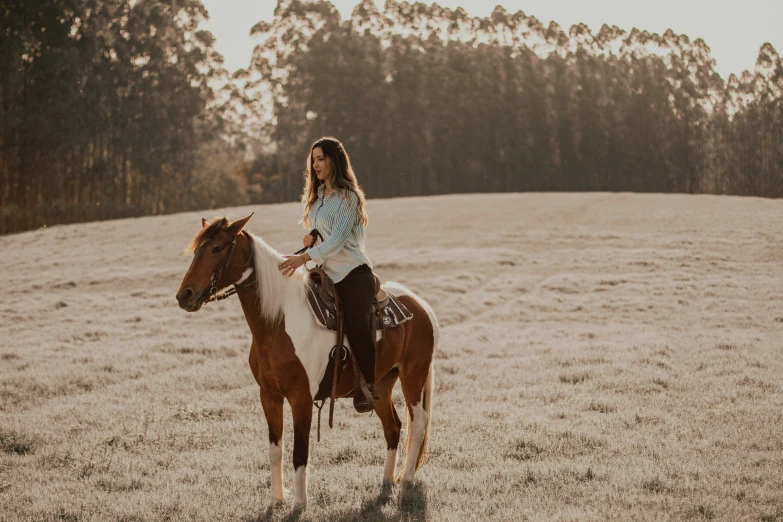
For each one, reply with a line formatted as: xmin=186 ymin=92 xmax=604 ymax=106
xmin=308 ymin=192 xmax=359 ymax=265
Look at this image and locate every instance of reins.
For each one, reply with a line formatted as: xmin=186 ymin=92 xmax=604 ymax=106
xmin=293 ymin=229 xmax=324 ymax=255
xmin=204 ymin=229 xmax=322 ymax=305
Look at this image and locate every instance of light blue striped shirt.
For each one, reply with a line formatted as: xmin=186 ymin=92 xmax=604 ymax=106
xmin=306 ymin=185 xmax=372 ymax=283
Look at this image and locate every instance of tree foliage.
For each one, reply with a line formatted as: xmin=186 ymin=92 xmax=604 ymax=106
xmin=2 ymin=0 xmax=782 ymax=234
xmin=244 ymin=0 xmax=783 ymax=204
xmin=0 ymin=0 xmax=247 ymax=234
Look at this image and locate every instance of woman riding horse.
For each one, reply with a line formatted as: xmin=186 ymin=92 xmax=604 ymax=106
xmin=278 ymin=137 xmax=378 ymax=412
xmin=176 ymin=137 xmax=437 ymax=510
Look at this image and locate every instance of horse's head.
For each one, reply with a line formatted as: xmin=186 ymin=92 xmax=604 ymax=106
xmin=176 ymin=213 xmax=254 ymax=312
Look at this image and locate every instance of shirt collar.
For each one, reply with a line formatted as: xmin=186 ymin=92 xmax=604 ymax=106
xmin=317 ymin=183 xmax=339 ymax=200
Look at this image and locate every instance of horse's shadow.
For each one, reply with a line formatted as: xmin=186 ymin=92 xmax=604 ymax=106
xmin=334 ymin=481 xmax=427 ymax=522
xmin=251 ymin=482 xmax=427 ymax=522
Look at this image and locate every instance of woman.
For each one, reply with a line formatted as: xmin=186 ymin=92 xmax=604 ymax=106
xmin=278 ymin=137 xmax=377 ymax=412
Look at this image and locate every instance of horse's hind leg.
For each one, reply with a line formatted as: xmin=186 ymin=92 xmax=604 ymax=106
xmin=259 ymin=389 xmax=285 ymax=506
xmin=374 ymin=368 xmax=402 ymax=483
xmin=397 ymin=362 xmax=434 ymax=485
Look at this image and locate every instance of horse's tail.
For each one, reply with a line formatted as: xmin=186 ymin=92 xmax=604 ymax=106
xmin=414 ymin=361 xmax=435 ymax=472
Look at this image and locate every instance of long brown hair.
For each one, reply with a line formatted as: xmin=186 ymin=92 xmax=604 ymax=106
xmin=301 ymin=137 xmax=368 ymax=229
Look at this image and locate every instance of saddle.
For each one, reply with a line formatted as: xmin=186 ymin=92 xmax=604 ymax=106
xmin=305 ymin=267 xmax=412 ymax=335
xmin=305 ymin=266 xmax=413 ymax=435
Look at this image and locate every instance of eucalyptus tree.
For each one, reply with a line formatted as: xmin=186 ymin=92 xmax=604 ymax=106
xmin=0 ymin=0 xmax=223 ymax=233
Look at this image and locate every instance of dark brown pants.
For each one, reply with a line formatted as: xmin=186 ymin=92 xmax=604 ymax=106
xmin=334 ymin=264 xmax=375 ymax=385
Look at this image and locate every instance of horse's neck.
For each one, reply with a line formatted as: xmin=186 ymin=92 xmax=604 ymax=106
xmin=236 ymin=234 xmax=307 ymax=342
xmin=236 ymin=286 xmax=283 ymax=341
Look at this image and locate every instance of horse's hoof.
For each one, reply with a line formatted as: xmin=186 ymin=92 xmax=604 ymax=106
xmin=292 ymin=501 xmax=306 ymax=511
xmin=269 ymin=496 xmax=284 ymax=508
xmin=378 ymin=480 xmax=394 ymax=501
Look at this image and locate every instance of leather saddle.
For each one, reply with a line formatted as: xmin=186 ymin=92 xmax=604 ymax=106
xmin=305 ymin=267 xmax=413 ymax=335
xmin=306 ymin=265 xmax=413 ymax=435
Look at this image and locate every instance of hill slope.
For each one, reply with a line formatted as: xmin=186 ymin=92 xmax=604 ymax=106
xmin=1 ymin=193 xmax=782 ymax=521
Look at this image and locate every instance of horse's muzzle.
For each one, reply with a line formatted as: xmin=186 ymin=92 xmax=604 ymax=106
xmin=176 ymin=287 xmax=206 ymax=312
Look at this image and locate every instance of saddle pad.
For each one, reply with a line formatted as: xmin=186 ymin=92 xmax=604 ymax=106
xmin=305 ymin=283 xmax=413 ymax=332
xmin=375 ymin=292 xmax=413 ymax=330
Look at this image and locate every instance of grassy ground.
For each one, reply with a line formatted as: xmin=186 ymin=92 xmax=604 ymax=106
xmin=1 ymin=193 xmax=782 ymax=521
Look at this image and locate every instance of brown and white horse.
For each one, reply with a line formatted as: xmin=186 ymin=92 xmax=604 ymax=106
xmin=175 ymin=214 xmax=437 ymax=509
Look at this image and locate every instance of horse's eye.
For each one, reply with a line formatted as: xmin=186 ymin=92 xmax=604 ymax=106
xmin=212 ymin=246 xmax=223 ymax=254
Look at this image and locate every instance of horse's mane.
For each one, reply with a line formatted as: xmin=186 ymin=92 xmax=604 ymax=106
xmin=248 ymin=233 xmax=307 ymax=324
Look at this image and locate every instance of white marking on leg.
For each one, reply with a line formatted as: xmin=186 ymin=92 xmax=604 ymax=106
xmin=376 ymin=329 xmax=383 ymax=342
xmin=382 ymin=282 xmax=436 ymax=485
xmin=401 ymin=402 xmax=428 ymax=484
xmin=269 ymin=442 xmax=284 ymax=504
xmin=383 ymin=449 xmax=397 ymax=483
xmin=293 ymin=465 xmax=308 ymax=508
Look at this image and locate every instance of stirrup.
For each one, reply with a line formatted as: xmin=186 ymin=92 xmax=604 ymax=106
xmin=353 ymin=383 xmax=377 ymax=413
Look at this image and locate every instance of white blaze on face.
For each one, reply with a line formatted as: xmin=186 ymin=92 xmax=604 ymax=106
xmin=383 ymin=449 xmax=397 ymax=482
xmin=400 ymin=401 xmax=428 ymax=485
xmin=293 ymin=465 xmax=308 ymax=508
xmin=269 ymin=442 xmax=284 ymax=504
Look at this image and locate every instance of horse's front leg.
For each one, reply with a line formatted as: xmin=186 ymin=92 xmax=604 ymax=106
xmin=259 ymin=389 xmax=285 ymax=506
xmin=289 ymin=391 xmax=313 ymax=510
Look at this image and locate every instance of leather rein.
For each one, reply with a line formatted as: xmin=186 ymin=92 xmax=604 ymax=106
xmin=293 ymin=229 xmax=324 ymax=255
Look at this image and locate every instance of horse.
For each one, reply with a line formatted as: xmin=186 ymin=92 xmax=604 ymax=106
xmin=175 ymin=214 xmax=438 ymax=510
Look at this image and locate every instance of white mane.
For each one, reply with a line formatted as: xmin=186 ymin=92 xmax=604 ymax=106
xmin=249 ymin=233 xmax=308 ymax=323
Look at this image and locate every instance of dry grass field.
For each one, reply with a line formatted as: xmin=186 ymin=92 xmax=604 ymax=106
xmin=1 ymin=192 xmax=782 ymax=521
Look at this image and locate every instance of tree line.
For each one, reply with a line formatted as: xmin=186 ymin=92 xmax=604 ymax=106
xmin=0 ymin=0 xmax=248 ymax=234
xmin=2 ymin=0 xmax=782 ymax=235
xmin=242 ymin=0 xmax=783 ymax=202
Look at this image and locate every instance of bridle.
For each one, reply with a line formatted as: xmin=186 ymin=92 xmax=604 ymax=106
xmin=203 ymin=228 xmax=321 ymax=305
xmin=205 ymin=231 xmax=255 ymax=304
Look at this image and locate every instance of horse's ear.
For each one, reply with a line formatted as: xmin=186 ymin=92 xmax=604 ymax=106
xmin=201 ymin=218 xmax=209 ymax=229
xmin=227 ymin=212 xmax=254 ymax=237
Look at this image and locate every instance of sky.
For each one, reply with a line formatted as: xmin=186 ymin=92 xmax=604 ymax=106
xmin=198 ymin=0 xmax=783 ymax=79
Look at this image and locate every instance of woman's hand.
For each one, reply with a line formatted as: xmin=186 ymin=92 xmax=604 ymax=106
xmin=278 ymin=254 xmax=307 ymax=277
xmin=302 ymin=233 xmax=315 ymax=247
